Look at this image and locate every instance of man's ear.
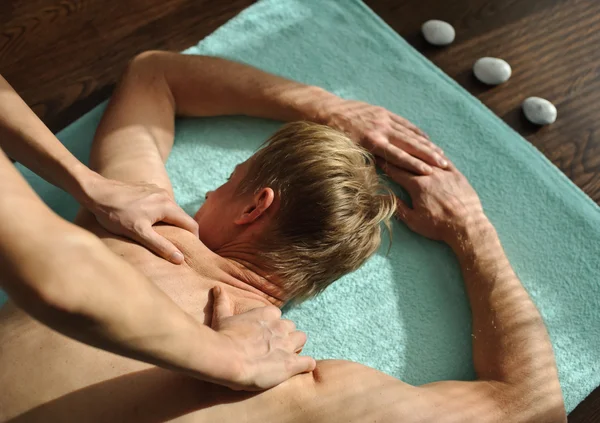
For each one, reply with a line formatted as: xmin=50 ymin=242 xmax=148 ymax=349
xmin=234 ymin=188 xmax=275 ymax=225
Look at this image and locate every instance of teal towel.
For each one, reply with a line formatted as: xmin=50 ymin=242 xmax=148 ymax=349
xmin=2 ymin=0 xmax=599 ymax=413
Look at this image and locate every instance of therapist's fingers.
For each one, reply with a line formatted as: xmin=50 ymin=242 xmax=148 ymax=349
xmin=288 ymin=330 xmax=308 ymax=353
xmin=286 ymin=354 xmax=317 ymax=376
xmin=160 ymin=204 xmax=200 ymax=238
xmin=211 ymin=286 xmax=233 ymax=330
xmin=132 ymin=223 xmax=184 ymax=264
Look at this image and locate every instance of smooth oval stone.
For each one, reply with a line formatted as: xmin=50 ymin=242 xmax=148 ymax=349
xmin=473 ymin=57 xmax=512 ymax=85
xmin=421 ymin=20 xmax=455 ymax=46
xmin=522 ymin=97 xmax=557 ymax=125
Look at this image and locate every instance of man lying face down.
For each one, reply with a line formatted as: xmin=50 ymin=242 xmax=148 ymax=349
xmin=0 ymin=52 xmax=566 ymax=423
xmin=193 ymin=122 xmax=396 ymax=303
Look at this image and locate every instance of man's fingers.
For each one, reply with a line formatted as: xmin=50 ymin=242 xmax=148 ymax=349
xmin=391 ymin=114 xmax=431 ymax=139
xmin=134 ymin=225 xmax=184 ymax=264
xmin=161 ymin=205 xmax=200 ymax=237
xmin=373 ymin=142 xmax=432 ymax=175
xmin=390 ymin=114 xmax=420 ymax=133
xmin=395 ymin=197 xmax=414 ymax=224
xmin=416 ymin=134 xmax=445 ymax=157
xmin=443 ymin=158 xmax=458 ymax=171
xmin=391 ymin=134 xmax=447 ymax=169
xmin=390 ymin=115 xmax=445 ymax=155
xmin=287 ymin=354 xmax=317 ymax=376
xmin=376 ymin=157 xmax=420 ymax=190
xmin=211 ymin=286 xmax=233 ymax=329
xmin=390 ymin=124 xmax=447 ymax=168
xmin=415 ymin=127 xmax=431 ymax=140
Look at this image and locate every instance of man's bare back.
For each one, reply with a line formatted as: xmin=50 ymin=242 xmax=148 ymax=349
xmin=0 ymin=214 xmax=336 ymax=423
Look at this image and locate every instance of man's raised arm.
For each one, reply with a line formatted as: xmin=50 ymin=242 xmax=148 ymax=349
xmin=125 ymin=51 xmax=447 ymax=175
xmin=377 ymin=158 xmax=567 ymax=422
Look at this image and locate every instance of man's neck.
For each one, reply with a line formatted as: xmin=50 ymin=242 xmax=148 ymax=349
xmin=153 ymin=224 xmax=284 ymax=306
xmin=213 ymin=251 xmax=286 ymax=307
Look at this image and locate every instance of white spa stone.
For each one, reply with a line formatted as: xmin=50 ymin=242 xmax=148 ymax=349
xmin=522 ymin=97 xmax=557 ymax=125
xmin=421 ymin=20 xmax=456 ymax=46
xmin=473 ymin=57 xmax=512 ymax=85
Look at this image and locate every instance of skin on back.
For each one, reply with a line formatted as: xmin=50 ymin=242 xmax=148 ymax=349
xmin=0 ymin=212 xmax=416 ymax=423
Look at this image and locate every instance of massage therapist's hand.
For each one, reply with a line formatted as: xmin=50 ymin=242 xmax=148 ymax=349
xmin=377 ymin=158 xmax=486 ymax=243
xmin=83 ymin=174 xmax=199 ymax=264
xmin=210 ymin=287 xmax=316 ymax=391
xmin=321 ymin=98 xmax=447 ymax=175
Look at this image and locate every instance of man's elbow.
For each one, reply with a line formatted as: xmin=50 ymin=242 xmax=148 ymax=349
xmin=124 ymin=51 xmax=177 ymax=110
xmin=533 ymin=402 xmax=567 ymax=423
xmin=130 ymin=50 xmax=167 ymax=66
xmin=506 ymin=383 xmax=567 ymax=423
xmin=548 ymin=405 xmax=568 ymax=423
xmin=124 ymin=50 xmax=165 ymax=79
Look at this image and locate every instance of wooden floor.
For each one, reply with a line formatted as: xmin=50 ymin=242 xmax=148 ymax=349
xmin=1 ymin=0 xmax=598 ymax=420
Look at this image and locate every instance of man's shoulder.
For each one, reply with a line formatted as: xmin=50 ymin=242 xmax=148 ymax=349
xmin=294 ymin=360 xmax=421 ymax=422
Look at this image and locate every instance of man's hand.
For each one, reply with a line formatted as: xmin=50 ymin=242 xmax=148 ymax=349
xmin=376 ymin=158 xmax=485 ymax=242
xmin=321 ymin=99 xmax=447 ymax=175
xmin=83 ymin=175 xmax=199 ymax=264
xmin=210 ymin=287 xmax=316 ymax=391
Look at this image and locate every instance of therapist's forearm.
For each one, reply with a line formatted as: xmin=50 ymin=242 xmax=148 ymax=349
xmin=0 ymin=149 xmax=236 ymax=385
xmin=1 ymin=225 xmax=231 ymax=384
xmin=0 ymin=75 xmax=100 ymax=205
xmin=0 ymin=223 xmax=224 ymax=377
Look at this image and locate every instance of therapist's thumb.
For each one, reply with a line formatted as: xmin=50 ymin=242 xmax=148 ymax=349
xmin=211 ymin=286 xmax=233 ymax=330
xmin=134 ymin=225 xmax=185 ymax=265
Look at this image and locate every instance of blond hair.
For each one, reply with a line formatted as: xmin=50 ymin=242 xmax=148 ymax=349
xmin=238 ymin=121 xmax=396 ymax=302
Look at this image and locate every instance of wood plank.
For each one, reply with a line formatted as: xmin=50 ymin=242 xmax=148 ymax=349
xmin=0 ymin=0 xmax=257 ymax=131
